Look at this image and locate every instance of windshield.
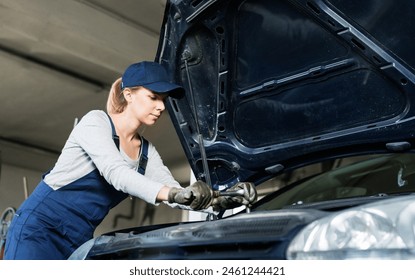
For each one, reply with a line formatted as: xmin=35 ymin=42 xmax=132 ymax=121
xmin=254 ymin=153 xmax=415 ymax=211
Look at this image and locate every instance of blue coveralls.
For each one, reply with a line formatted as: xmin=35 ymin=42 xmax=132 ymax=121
xmin=4 ymin=114 xmax=148 ymax=260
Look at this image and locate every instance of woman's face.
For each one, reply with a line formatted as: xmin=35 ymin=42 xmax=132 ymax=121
xmin=127 ymin=87 xmax=167 ymax=126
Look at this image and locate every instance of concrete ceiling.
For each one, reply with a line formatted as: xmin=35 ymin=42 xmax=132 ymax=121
xmin=0 ymin=0 xmax=191 ymax=184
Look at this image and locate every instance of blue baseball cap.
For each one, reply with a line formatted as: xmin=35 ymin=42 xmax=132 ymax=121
xmin=121 ymin=61 xmax=184 ymax=96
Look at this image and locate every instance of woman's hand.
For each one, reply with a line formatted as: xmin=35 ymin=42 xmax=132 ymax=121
xmin=167 ymin=181 xmax=213 ymax=210
xmin=211 ymin=182 xmax=257 ymax=211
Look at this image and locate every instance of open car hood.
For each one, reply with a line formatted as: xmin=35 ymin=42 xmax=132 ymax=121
xmin=156 ymin=0 xmax=415 ymax=189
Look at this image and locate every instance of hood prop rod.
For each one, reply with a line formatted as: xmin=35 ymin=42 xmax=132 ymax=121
xmin=183 ymin=58 xmax=212 ymax=188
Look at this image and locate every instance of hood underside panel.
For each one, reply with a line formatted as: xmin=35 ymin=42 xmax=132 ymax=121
xmin=157 ymin=0 xmax=415 ymax=188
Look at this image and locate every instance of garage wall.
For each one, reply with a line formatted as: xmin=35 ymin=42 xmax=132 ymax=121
xmin=0 ymin=164 xmax=41 ymax=212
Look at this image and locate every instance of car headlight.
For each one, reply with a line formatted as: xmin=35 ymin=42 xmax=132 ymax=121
xmin=286 ymin=196 xmax=415 ymax=259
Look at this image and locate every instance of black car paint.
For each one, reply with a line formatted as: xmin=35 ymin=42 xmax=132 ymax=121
xmin=158 ymin=0 xmax=415 ymax=190
xmin=81 ymin=209 xmax=326 ymax=260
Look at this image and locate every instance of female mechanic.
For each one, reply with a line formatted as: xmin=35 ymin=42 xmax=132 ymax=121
xmin=4 ymin=61 xmax=256 ymax=259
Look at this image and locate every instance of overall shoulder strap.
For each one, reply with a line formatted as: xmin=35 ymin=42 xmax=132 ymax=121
xmin=105 ymin=112 xmax=120 ymax=150
xmin=137 ymin=137 xmax=149 ymax=175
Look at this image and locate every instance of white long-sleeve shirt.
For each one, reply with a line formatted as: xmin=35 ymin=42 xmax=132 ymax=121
xmin=44 ymin=110 xmax=182 ymax=205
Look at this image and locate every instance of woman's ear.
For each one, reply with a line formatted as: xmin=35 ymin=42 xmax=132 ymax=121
xmin=123 ymin=88 xmax=132 ymax=103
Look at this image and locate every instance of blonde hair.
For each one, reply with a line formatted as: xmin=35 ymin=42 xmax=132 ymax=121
xmin=106 ymin=78 xmax=127 ymax=114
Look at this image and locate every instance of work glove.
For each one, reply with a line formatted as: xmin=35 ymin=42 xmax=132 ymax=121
xmin=212 ymin=182 xmax=257 ymax=211
xmin=168 ymin=181 xmax=213 ymax=210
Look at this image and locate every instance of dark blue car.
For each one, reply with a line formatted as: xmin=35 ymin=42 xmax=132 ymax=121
xmin=70 ymin=0 xmax=415 ymax=260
